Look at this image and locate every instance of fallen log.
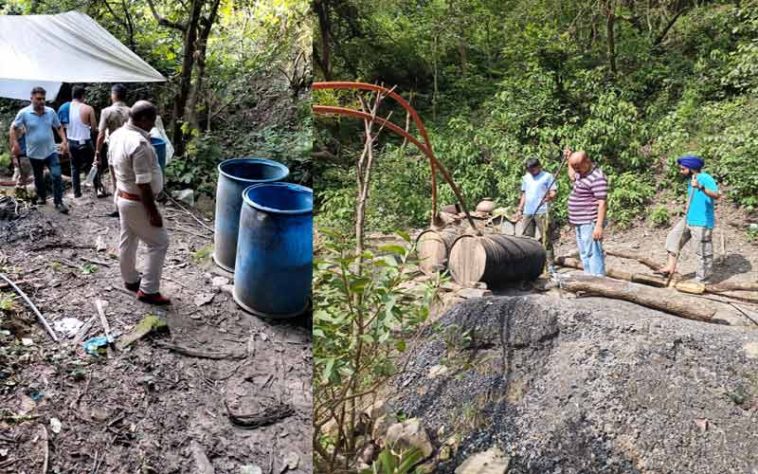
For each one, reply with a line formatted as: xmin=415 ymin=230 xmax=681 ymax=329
xmin=556 ymin=256 xmax=758 ymax=297
xmin=560 ymin=274 xmax=717 ymax=322
xmin=605 ymin=249 xmax=662 ymax=271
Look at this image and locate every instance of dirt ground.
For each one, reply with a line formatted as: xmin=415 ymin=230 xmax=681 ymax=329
xmin=0 ymin=184 xmax=312 ymax=473
xmin=554 ymin=202 xmax=758 ymax=288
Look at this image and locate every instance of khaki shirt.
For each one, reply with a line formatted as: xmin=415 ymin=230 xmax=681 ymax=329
xmin=98 ymin=101 xmax=130 ymax=138
xmin=108 ymin=123 xmax=163 ymax=196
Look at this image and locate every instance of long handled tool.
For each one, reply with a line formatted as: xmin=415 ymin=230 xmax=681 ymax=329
xmin=665 ymin=189 xmax=696 ymax=287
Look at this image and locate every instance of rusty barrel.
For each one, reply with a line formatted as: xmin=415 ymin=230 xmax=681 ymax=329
xmin=416 ymin=228 xmax=460 ymax=274
xmin=448 ymin=234 xmax=545 ymax=287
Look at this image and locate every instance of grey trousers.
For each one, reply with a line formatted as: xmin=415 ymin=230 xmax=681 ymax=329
xmin=118 ymin=197 xmax=169 ymax=294
xmin=665 ymin=218 xmax=713 ymax=280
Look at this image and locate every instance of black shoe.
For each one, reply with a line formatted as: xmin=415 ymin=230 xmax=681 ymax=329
xmin=108 ymin=210 xmax=120 ymax=218
xmin=55 ymin=202 xmax=69 ymax=214
xmin=125 ymin=278 xmax=141 ymax=292
xmin=74 ymin=192 xmax=82 ymax=198
xmin=36 ymin=197 xmax=46 ymax=205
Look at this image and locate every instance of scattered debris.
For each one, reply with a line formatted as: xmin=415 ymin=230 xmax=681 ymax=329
xmin=49 ymin=418 xmax=62 ymax=434
xmin=116 ymin=314 xmax=168 ymax=350
xmin=52 ymin=317 xmax=85 ymax=338
xmin=225 ymin=397 xmax=295 ymax=429
xmin=20 ymin=338 xmax=34 ymax=347
xmin=83 ymin=336 xmax=110 ymax=356
xmin=155 ymin=341 xmax=246 ymax=360
xmin=194 ymin=292 xmax=216 ymax=307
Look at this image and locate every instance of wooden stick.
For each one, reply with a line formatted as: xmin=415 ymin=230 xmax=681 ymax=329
xmin=666 ymin=191 xmax=695 ymax=287
xmin=155 ymin=341 xmax=247 ymax=360
xmin=605 ymin=249 xmax=661 ymax=271
xmin=165 ymin=194 xmax=214 ymax=233
xmin=94 ymin=299 xmax=113 ymax=344
xmin=0 ymin=273 xmax=59 ymax=342
xmin=80 ymin=256 xmax=111 ymax=267
xmin=40 ymin=425 xmax=49 ymax=474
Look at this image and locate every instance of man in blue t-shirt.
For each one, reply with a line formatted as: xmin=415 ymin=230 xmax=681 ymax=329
xmin=515 ymin=157 xmax=557 ymax=259
xmin=10 ymin=86 xmax=70 ymax=213
xmin=658 ymin=155 xmax=720 ymax=282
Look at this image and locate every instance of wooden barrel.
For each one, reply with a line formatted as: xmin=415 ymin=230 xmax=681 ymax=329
xmin=416 ymin=228 xmax=459 ymax=274
xmin=448 ymin=234 xmax=546 ymax=287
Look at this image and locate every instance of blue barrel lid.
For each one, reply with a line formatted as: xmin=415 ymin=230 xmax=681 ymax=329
xmin=218 ymin=157 xmax=290 ymax=184
xmin=243 ymin=182 xmax=313 ymax=216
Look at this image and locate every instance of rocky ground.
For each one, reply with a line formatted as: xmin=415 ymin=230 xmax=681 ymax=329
xmin=379 ymin=296 xmax=758 ymax=473
xmin=0 ymin=187 xmax=312 ymax=474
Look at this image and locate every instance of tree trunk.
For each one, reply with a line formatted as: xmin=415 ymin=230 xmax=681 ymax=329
xmin=605 ymin=0 xmax=618 ymax=75
xmin=186 ymin=0 xmax=222 ymax=134
xmin=561 ymin=274 xmax=717 ymax=322
xmin=171 ymin=0 xmax=204 ymax=158
xmin=315 ymin=0 xmax=332 ymax=80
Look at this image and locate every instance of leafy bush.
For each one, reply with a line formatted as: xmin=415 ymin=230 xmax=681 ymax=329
xmin=608 ymin=173 xmax=655 ymax=228
xmin=313 ymin=230 xmax=440 ymax=471
xmin=649 ymin=205 xmax=671 ymax=228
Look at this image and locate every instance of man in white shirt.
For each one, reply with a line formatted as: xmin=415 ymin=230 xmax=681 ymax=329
xmin=514 ymin=157 xmax=557 ymax=247
xmin=108 ymin=101 xmax=170 ymax=305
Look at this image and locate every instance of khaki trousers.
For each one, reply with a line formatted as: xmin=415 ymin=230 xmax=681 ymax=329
xmin=117 ymin=197 xmax=169 ymax=294
xmin=665 ymin=218 xmax=713 ymax=280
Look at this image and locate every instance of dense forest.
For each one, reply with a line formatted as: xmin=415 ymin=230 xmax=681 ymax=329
xmin=0 ymin=0 xmax=312 ymax=193
xmin=314 ymin=0 xmax=757 ymax=231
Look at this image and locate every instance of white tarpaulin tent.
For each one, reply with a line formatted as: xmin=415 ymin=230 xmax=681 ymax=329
xmin=0 ymin=11 xmax=166 ymax=101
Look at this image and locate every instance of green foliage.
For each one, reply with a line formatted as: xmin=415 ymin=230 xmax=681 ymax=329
xmin=649 ymin=206 xmax=671 ymax=228
xmin=0 ymin=293 xmax=16 ymax=312
xmin=360 ymin=447 xmax=424 ymax=474
xmin=608 ymin=173 xmax=655 ymax=228
xmin=317 ymin=0 xmax=758 ymax=230
xmin=313 ymin=230 xmax=440 ymax=470
xmin=191 ymin=244 xmax=214 ymax=264
xmin=80 ymin=263 xmax=98 ymax=275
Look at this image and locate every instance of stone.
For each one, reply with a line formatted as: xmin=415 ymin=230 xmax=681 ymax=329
xmin=194 ymin=292 xmax=216 ymax=307
xmin=363 ymin=399 xmax=387 ymax=421
xmin=172 ymin=189 xmax=195 ymax=207
xmin=212 ymin=276 xmax=230 ymax=287
xmin=744 ymin=342 xmax=758 ymax=359
xmin=455 ymin=446 xmax=509 ymax=474
xmin=428 ymin=364 xmax=449 ymax=379
xmin=384 ymin=418 xmax=434 ymax=458
xmin=372 ymin=415 xmax=395 ymax=442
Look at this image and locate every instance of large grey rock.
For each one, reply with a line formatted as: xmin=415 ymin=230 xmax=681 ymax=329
xmin=390 ymin=295 xmax=758 ymax=473
xmin=384 ymin=418 xmax=434 ymax=458
xmin=455 ymin=446 xmax=509 ymax=474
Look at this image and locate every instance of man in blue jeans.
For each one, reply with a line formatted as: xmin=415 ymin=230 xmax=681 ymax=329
xmin=10 ymin=87 xmax=70 ymax=214
xmin=567 ymin=149 xmax=608 ymax=276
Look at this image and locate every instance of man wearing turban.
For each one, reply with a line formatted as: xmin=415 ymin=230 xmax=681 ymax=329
xmin=657 ymin=155 xmax=720 ymax=282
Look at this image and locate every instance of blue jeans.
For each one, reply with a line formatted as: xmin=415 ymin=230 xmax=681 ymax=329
xmin=29 ymin=153 xmax=64 ymax=204
xmin=575 ymin=222 xmax=605 ymax=276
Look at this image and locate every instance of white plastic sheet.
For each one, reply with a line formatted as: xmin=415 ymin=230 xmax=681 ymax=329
xmin=0 ymin=11 xmax=165 ymax=101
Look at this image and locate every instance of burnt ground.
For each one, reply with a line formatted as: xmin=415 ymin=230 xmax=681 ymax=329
xmin=0 ymin=187 xmax=312 ymax=473
xmin=391 ymin=296 xmax=758 ymax=474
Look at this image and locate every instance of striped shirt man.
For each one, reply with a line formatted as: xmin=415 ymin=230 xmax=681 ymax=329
xmin=568 ymin=167 xmax=608 ymax=225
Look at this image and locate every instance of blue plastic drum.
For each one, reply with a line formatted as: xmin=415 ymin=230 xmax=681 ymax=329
xmin=233 ymin=183 xmax=312 ymax=318
xmin=213 ymin=158 xmax=290 ymax=272
xmin=149 ymin=136 xmax=166 ymax=171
